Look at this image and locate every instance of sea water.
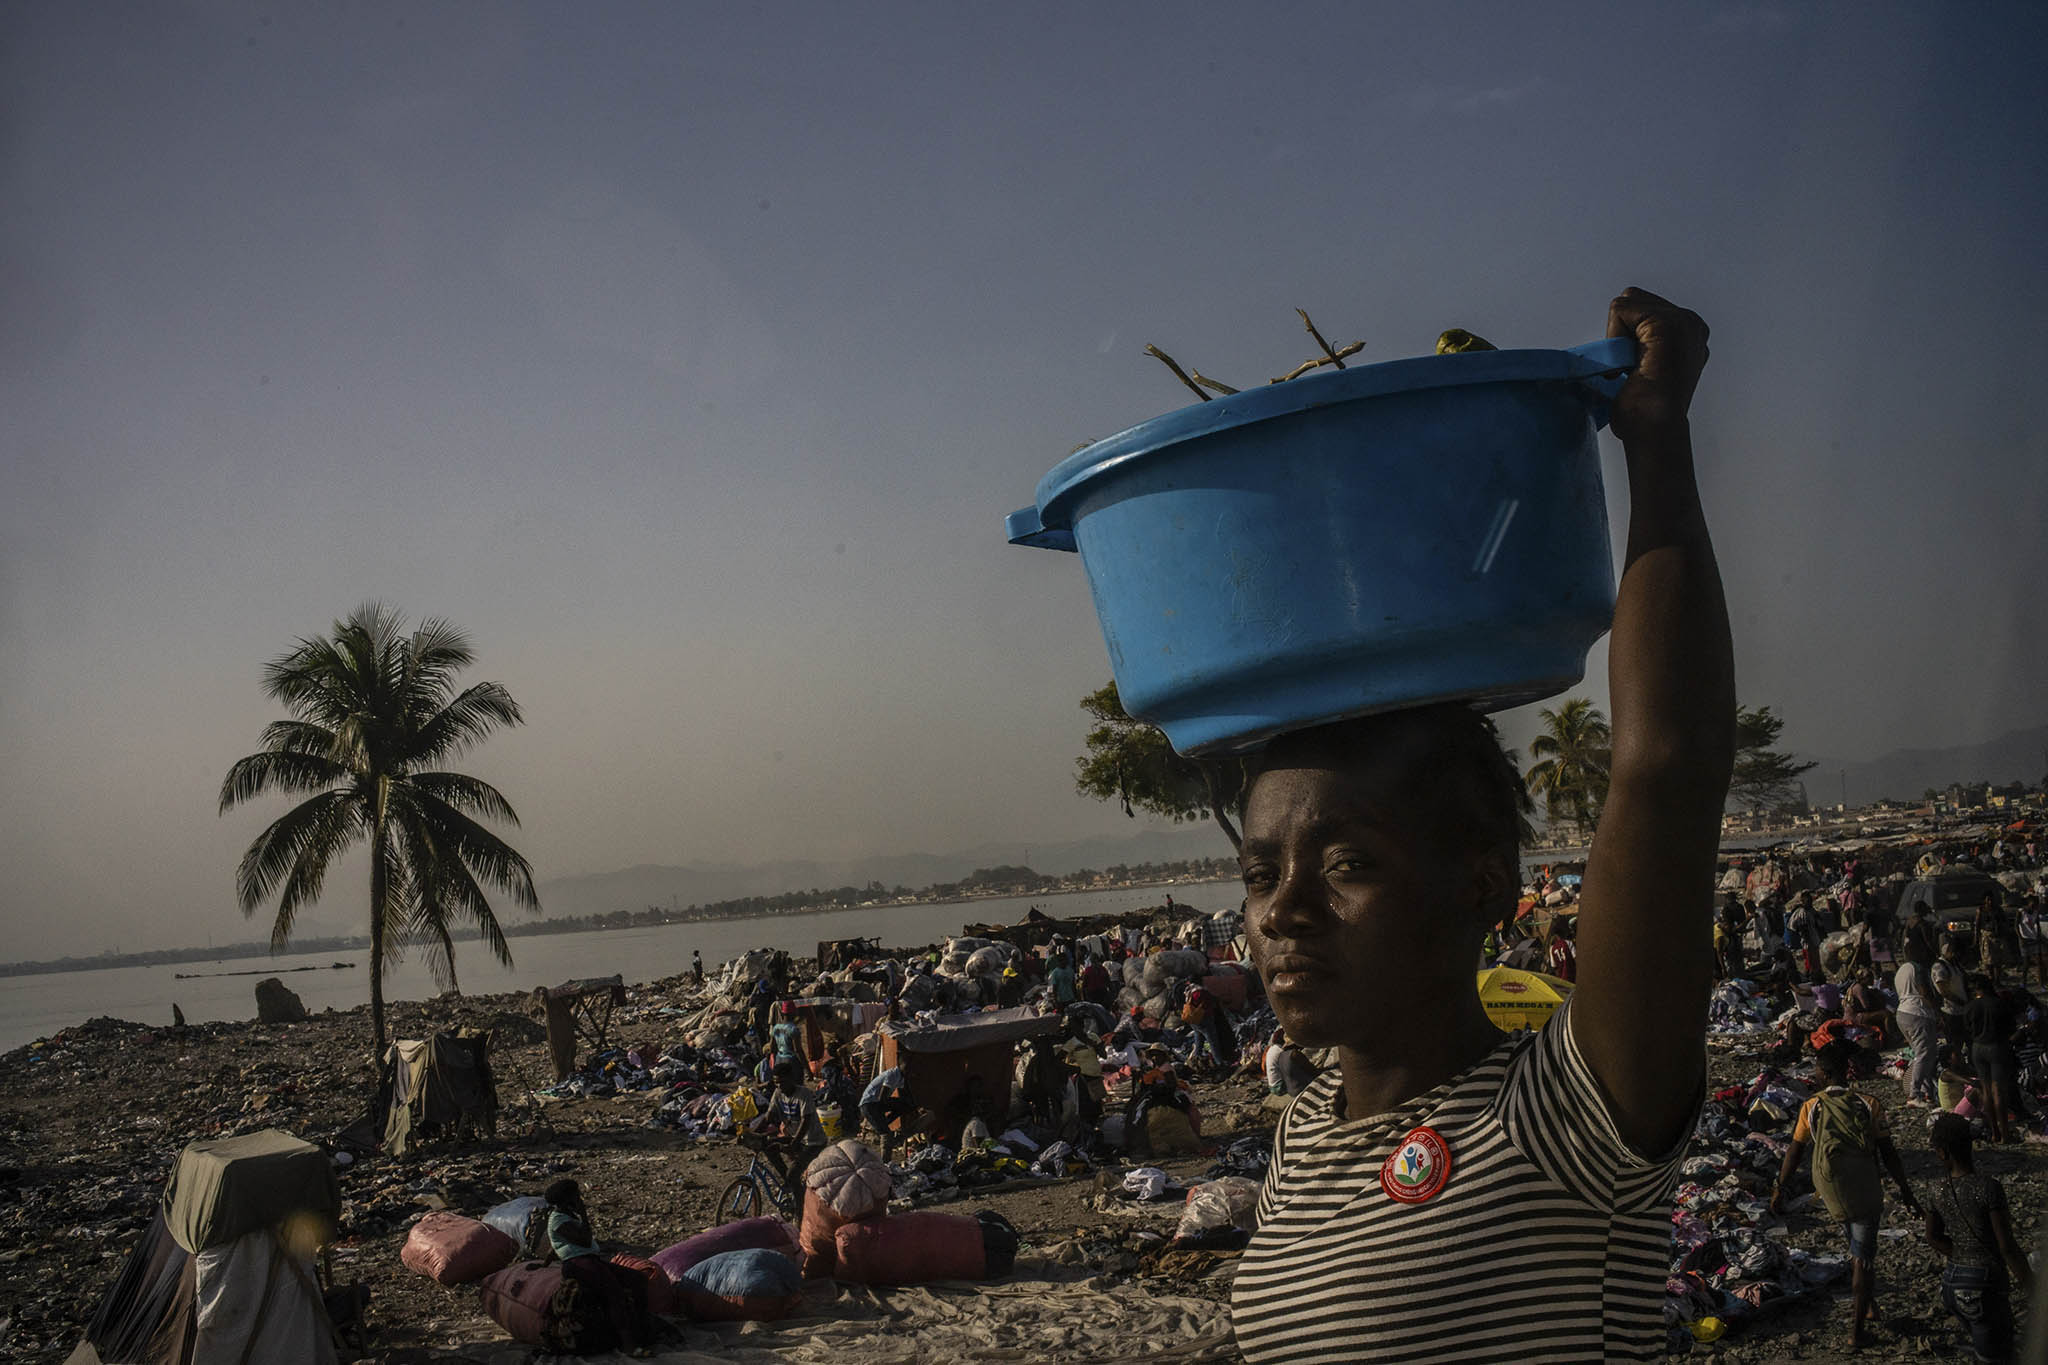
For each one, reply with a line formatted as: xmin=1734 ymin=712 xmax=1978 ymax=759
xmin=0 ymin=880 xmax=1243 ymax=1052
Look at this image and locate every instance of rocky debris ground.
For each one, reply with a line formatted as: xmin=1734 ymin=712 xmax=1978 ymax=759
xmin=0 ymin=976 xmax=1242 ymax=1363
xmin=3 ymin=977 xmax=2043 ymax=1362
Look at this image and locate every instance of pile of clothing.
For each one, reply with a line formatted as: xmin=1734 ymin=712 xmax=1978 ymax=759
xmin=1706 ymin=980 xmax=1782 ymax=1035
xmin=533 ymin=1048 xmax=659 ymax=1100
xmin=645 ymin=1088 xmax=739 ymax=1138
xmin=1203 ymin=1135 xmax=1274 ymax=1182
xmin=887 ymin=1125 xmax=1099 ymax=1204
xmin=1662 ymin=1070 xmax=1851 ymax=1352
xmin=541 ymin=1041 xmax=759 ymax=1112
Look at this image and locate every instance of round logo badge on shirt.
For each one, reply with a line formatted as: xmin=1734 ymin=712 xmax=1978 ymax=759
xmin=1380 ymin=1125 xmax=1452 ymax=1204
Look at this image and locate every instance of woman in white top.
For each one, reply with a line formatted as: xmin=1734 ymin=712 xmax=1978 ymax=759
xmin=1894 ymin=956 xmax=1942 ymax=1105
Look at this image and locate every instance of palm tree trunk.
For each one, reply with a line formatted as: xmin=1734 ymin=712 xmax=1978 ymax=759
xmin=369 ymin=781 xmax=389 ymax=1059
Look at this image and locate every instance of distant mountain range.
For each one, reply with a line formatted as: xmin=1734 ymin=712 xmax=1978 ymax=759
xmin=534 ymin=724 xmax=2048 ymax=919
xmin=533 ymin=825 xmax=1232 ymax=921
xmin=1819 ymin=724 xmax=2048 ymax=809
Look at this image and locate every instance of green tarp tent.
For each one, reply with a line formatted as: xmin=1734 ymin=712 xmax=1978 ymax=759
xmin=70 ymin=1129 xmax=341 ymax=1365
xmin=162 ymin=1129 xmax=339 ymax=1255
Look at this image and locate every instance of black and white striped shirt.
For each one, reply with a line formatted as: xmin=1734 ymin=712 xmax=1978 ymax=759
xmin=1231 ymin=997 xmax=1691 ymax=1362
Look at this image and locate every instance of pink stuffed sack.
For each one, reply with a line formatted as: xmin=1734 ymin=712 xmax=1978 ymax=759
xmin=651 ymin=1216 xmax=796 ymax=1284
xmin=401 ymin=1212 xmax=519 ymax=1286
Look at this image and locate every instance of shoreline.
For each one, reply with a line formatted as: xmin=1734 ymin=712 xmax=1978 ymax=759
xmin=0 ymin=873 xmax=1241 ymax=981
xmin=0 ymin=812 xmax=1916 ymax=981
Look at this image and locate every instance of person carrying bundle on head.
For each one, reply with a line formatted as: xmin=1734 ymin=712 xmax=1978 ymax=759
xmin=1231 ymin=291 xmax=1737 ymax=1363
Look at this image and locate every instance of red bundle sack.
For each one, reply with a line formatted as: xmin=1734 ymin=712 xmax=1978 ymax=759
xmin=401 ymin=1212 xmax=518 ymax=1286
xmin=832 ymin=1212 xmax=987 ymax=1285
xmin=797 ymin=1187 xmax=846 ymax=1279
xmin=609 ymin=1252 xmax=675 ymax=1316
xmin=476 ymin=1261 xmax=563 ymax=1343
xmin=797 ymin=1138 xmax=892 ymax=1279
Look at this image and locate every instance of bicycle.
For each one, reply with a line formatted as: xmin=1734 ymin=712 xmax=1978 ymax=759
xmin=717 ymin=1133 xmax=806 ymax=1223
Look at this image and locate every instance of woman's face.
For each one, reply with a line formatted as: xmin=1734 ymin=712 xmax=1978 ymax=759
xmin=1240 ymin=753 xmax=1480 ymax=1050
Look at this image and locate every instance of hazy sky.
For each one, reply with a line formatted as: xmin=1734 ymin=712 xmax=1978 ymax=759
xmin=4 ymin=3 xmax=2044 ymax=960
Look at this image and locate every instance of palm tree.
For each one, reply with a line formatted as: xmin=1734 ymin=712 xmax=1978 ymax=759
xmin=219 ymin=604 xmax=539 ymax=1055
xmin=1523 ymin=697 xmax=1612 ymax=839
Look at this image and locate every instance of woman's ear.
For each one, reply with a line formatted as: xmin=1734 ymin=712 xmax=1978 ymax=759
xmin=1464 ymin=844 xmax=1518 ymax=925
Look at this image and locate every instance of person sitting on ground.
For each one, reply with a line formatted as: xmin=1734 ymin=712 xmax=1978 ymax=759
xmin=1924 ymin=1112 xmax=2033 ymax=1364
xmin=1110 ymin=1005 xmax=1158 ymax=1052
xmin=1764 ymin=1014 xmax=1811 ymax=1070
xmin=996 ymin=962 xmax=1026 ymax=1008
xmin=1123 ymin=1044 xmax=1192 ymax=1154
xmin=816 ymin=1043 xmax=859 ymax=1117
xmin=1843 ymin=967 xmax=1891 ymax=1044
xmin=1763 ymin=945 xmax=1801 ymax=994
xmin=1964 ymin=975 xmax=2021 ymax=1145
xmin=1771 ymin=1039 xmax=1922 ymax=1351
xmin=1231 ymin=291 xmax=1732 ymax=1363
xmin=1263 ymin=1027 xmax=1317 ymax=1098
xmin=543 ymin=1180 xmax=654 ymax=1356
xmin=947 ymin=1073 xmax=996 ymax=1146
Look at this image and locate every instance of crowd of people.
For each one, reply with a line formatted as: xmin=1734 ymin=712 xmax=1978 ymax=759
xmin=704 ymin=907 xmax=1308 ymax=1188
xmin=1455 ymin=829 xmax=2045 ymax=1355
xmin=1691 ymin=836 xmax=2041 ymax=1354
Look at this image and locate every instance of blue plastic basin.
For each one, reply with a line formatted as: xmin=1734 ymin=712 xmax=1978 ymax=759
xmin=1006 ymin=338 xmax=1634 ymax=756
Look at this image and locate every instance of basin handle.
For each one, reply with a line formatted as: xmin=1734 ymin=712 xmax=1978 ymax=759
xmin=1006 ymin=505 xmax=1078 ymax=552
xmin=1565 ymin=337 xmax=1639 ymax=430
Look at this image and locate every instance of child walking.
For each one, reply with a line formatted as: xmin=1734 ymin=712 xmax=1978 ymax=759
xmin=1925 ymin=1113 xmax=2033 ymax=1363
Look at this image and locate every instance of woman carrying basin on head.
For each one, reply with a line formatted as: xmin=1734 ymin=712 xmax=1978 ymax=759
xmin=1230 ymin=289 xmax=1733 ymax=1363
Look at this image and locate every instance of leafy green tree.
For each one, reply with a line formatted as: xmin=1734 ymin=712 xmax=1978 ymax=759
xmin=1728 ymin=705 xmax=1818 ymax=812
xmin=219 ymin=604 xmax=539 ymax=1055
xmin=1524 ymin=697 xmax=1612 ymax=837
xmin=1075 ymin=682 xmax=1242 ymax=851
